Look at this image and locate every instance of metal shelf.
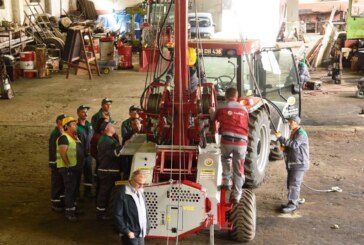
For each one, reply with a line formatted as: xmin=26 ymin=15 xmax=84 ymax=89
xmin=0 ymin=28 xmax=34 ymax=55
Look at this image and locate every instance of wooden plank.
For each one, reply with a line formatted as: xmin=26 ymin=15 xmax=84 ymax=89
xmin=275 ymin=41 xmax=305 ymax=49
xmin=314 ymin=6 xmax=337 ymax=67
xmin=307 ymin=39 xmax=323 ymax=66
xmin=35 ymin=47 xmax=46 ymax=78
xmin=306 ymin=37 xmax=323 ymax=59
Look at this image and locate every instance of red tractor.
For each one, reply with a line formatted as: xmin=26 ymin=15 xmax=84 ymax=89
xmin=118 ymin=0 xmax=301 ymax=242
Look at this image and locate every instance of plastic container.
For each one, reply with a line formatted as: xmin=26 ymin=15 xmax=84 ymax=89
xmin=24 ymin=71 xmax=34 ymax=78
xmin=20 ymin=52 xmax=35 ymax=70
xmin=118 ymin=45 xmax=133 ymax=69
xmin=100 ymin=36 xmax=115 ymax=61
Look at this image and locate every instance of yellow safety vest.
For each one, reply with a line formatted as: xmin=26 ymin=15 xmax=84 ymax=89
xmin=56 ymin=133 xmax=77 ymax=168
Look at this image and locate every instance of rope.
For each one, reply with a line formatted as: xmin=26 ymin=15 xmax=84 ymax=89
xmin=302 ymin=182 xmax=342 ymax=193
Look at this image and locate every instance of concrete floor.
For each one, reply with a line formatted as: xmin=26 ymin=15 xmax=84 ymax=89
xmin=0 ymin=64 xmax=364 ymax=245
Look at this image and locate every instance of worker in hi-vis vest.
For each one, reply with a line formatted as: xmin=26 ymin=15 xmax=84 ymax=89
xmin=57 ymin=116 xmax=83 ymax=222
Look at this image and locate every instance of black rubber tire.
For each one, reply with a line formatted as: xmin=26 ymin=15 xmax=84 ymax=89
xmin=269 ymin=119 xmax=288 ymax=161
xmin=269 ymin=141 xmax=284 ymax=161
xmin=229 ymin=189 xmax=256 ymax=242
xmin=5 ymin=88 xmax=15 ymax=99
xmin=44 ymin=37 xmax=65 ymax=58
xmin=244 ymin=109 xmax=271 ymax=188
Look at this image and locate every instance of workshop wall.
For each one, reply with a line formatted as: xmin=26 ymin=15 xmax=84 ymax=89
xmin=0 ymin=0 xmax=12 ymax=21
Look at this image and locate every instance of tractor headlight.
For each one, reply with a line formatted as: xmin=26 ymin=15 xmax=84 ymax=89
xmin=287 ymin=96 xmax=296 ymax=106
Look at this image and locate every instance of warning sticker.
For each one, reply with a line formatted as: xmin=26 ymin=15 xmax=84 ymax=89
xmin=204 ymin=158 xmax=214 ymax=167
xmin=200 ymin=169 xmax=216 ymax=180
xmin=183 ymin=206 xmax=195 ymax=211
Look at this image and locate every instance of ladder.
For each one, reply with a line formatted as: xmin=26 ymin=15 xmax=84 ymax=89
xmin=63 ymin=26 xmax=100 ymax=80
xmin=23 ymin=0 xmax=64 ymax=42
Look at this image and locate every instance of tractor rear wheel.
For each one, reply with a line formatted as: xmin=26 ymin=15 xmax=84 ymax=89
xmin=244 ymin=108 xmax=271 ymax=188
xmin=229 ymin=188 xmax=256 ymax=242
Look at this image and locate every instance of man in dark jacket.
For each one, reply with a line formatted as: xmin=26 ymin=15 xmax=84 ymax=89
xmin=114 ymin=169 xmax=150 ymax=245
xmin=121 ymin=105 xmax=141 ymax=143
xmin=122 ymin=117 xmax=144 ymax=146
xmin=49 ymin=114 xmax=66 ymax=212
xmin=90 ymin=118 xmax=108 ymax=198
xmin=91 ymin=98 xmax=114 ymax=129
xmin=209 ymin=87 xmax=249 ymax=204
xmin=276 ymin=115 xmax=309 ymax=213
xmin=77 ymin=105 xmax=94 ymax=198
xmin=96 ymin=121 xmax=122 ymax=220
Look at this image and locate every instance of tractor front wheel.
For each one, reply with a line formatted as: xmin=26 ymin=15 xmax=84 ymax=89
xmin=244 ymin=108 xmax=271 ymax=188
xmin=229 ymin=188 xmax=256 ymax=242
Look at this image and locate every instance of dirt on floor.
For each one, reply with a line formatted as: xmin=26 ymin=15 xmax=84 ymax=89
xmin=0 ymin=67 xmax=364 ymax=245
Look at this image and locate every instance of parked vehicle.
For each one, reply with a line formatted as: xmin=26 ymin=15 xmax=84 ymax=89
xmin=188 ymin=12 xmax=215 ymax=39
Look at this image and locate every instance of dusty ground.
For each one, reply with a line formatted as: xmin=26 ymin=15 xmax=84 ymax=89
xmin=0 ymin=66 xmax=364 ymax=245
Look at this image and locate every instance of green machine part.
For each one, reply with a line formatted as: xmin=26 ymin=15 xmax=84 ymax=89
xmin=347 ymin=0 xmax=364 ymax=39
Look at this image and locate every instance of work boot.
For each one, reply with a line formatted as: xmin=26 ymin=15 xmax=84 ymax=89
xmin=281 ymin=203 xmax=289 ymax=209
xmin=65 ymin=211 xmax=78 ymax=222
xmin=281 ymin=198 xmax=305 ymax=208
xmin=281 ymin=204 xmax=297 ymax=213
xmin=75 ymin=208 xmax=85 ymax=215
xmin=230 ymin=197 xmax=240 ymax=204
xmin=51 ymin=205 xmax=64 ymax=213
xmin=97 ymin=211 xmax=112 ymax=221
xmin=229 ymin=192 xmax=241 ymax=205
xmin=84 ymin=186 xmax=95 ymax=199
xmin=222 ymin=178 xmax=233 ymax=191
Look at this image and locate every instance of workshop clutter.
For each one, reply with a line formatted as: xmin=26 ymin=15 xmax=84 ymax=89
xmin=20 ymin=52 xmax=36 ymax=78
xmin=20 ymin=52 xmax=35 ymax=70
xmin=117 ymin=42 xmax=133 ymax=69
xmin=0 ymin=57 xmax=15 ymax=99
xmin=0 ymin=0 xmax=154 ymax=79
xmin=17 ymin=48 xmax=61 ymax=79
xmin=94 ymin=34 xmax=118 ymax=74
xmin=100 ymin=36 xmax=115 ymax=61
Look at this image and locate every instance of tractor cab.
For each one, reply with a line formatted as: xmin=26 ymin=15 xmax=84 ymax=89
xmin=188 ymin=39 xmax=301 ymax=118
